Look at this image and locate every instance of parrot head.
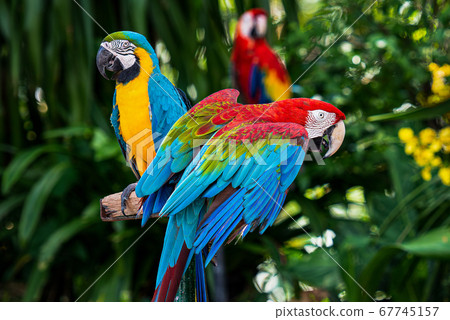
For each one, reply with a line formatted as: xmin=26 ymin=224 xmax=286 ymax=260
xmin=300 ymin=99 xmax=346 ymax=158
xmin=96 ymin=31 xmax=159 ymax=83
xmin=270 ymin=98 xmax=346 ymax=158
xmin=236 ymin=8 xmax=268 ymax=40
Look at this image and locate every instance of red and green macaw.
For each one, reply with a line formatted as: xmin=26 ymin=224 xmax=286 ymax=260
xmin=135 ymin=88 xmax=346 ymax=301
xmin=96 ymin=31 xmax=190 ymax=212
xmin=231 ymin=9 xmax=292 ymax=104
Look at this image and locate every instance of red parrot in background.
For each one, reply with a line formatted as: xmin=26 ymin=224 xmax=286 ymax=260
xmin=231 ymin=8 xmax=292 ymax=104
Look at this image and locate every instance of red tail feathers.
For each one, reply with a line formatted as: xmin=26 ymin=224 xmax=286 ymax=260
xmin=152 ymin=244 xmax=190 ymax=302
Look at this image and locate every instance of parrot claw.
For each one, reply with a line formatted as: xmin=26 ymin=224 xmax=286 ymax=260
xmin=121 ymin=183 xmax=137 ymax=216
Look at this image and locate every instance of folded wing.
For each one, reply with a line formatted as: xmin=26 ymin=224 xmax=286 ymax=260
xmin=160 ymin=122 xmax=309 ymax=265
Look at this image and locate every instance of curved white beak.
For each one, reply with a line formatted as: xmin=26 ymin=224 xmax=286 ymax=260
xmin=324 ymin=120 xmax=345 ymax=158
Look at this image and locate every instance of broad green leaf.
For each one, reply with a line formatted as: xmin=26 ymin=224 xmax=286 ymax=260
xmin=367 ymin=100 xmax=450 ymax=122
xmin=42 ymin=126 xmax=92 ymax=139
xmin=91 ymin=129 xmax=122 ymax=161
xmin=359 ymin=246 xmax=402 ymax=301
xmin=18 ymin=162 xmax=69 ymax=245
xmin=0 ymin=195 xmax=26 ymax=222
xmin=286 ymin=249 xmax=340 ymax=289
xmin=38 ymin=202 xmax=98 ymax=269
xmin=0 ymin=2 xmax=10 ymax=37
xmin=2 ymin=145 xmax=63 ymax=194
xmin=399 ymin=228 xmax=450 ymax=258
xmin=23 ymin=265 xmax=48 ymax=302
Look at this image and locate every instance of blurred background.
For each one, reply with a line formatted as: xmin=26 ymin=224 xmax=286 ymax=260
xmin=1 ymin=0 xmax=449 ymax=302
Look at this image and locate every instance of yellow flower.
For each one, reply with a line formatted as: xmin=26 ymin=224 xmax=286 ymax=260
xmin=430 ymin=156 xmax=442 ymax=167
xmin=414 ymin=148 xmax=428 ymax=166
xmin=421 ymin=167 xmax=432 ymax=181
xmin=398 ymin=128 xmax=415 ymax=142
xmin=427 ymin=95 xmax=442 ymax=105
xmin=419 ymin=128 xmax=436 ymax=145
xmin=431 ymin=79 xmax=447 ymax=96
xmin=439 ymin=127 xmax=450 ymax=145
xmin=429 ymin=63 xmax=439 ymax=72
xmin=404 ymin=136 xmax=418 ymax=154
xmin=426 ymin=63 xmax=450 ymax=105
xmin=422 ymin=149 xmax=434 ymax=161
xmin=429 ymin=140 xmax=442 ymax=152
xmin=440 ymin=65 xmax=450 ymax=75
xmin=438 ymin=167 xmax=450 ymax=186
xmin=405 ymin=142 xmax=416 ymax=155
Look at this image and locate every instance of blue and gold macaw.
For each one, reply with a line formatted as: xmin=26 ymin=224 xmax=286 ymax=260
xmin=96 ymin=31 xmax=190 ymax=212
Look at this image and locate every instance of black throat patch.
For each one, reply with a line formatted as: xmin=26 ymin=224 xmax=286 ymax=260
xmin=117 ymin=57 xmax=140 ymax=84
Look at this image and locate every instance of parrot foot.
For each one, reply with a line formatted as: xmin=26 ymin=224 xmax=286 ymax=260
xmin=121 ymin=182 xmax=137 ymax=216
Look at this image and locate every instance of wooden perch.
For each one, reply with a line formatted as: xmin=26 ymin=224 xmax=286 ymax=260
xmin=100 ymin=191 xmax=159 ymax=222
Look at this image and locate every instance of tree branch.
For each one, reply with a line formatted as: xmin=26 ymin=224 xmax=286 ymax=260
xmin=100 ymin=191 xmax=158 ymax=222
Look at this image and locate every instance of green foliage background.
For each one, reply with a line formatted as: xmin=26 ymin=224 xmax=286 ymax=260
xmin=0 ymin=0 xmax=449 ymax=301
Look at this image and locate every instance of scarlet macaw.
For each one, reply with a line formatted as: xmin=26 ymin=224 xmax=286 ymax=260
xmin=231 ymin=9 xmax=292 ymax=104
xmin=96 ymin=31 xmax=190 ymax=212
xmin=135 ymin=89 xmax=346 ymax=301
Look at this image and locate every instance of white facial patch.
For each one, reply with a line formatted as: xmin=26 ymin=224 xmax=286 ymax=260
xmin=305 ymin=110 xmax=336 ymax=138
xmin=255 ymin=15 xmax=267 ymax=37
xmin=239 ymin=12 xmax=254 ymax=38
xmin=102 ymin=40 xmax=137 ymax=70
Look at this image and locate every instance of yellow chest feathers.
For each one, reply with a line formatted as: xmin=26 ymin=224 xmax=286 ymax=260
xmin=115 ymin=47 xmax=155 ymax=176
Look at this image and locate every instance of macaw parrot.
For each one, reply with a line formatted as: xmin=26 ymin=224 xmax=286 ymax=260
xmin=96 ymin=31 xmax=191 ymax=212
xmin=135 ymin=88 xmax=346 ymax=301
xmin=231 ymin=8 xmax=292 ymax=104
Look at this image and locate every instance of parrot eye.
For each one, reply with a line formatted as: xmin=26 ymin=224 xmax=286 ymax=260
xmin=123 ymin=40 xmax=130 ymax=48
xmin=311 ymin=110 xmax=326 ymax=121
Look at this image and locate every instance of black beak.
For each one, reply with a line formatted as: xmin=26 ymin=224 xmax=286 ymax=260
xmin=250 ymin=27 xmax=258 ymax=39
xmin=311 ymin=135 xmax=326 ymax=153
xmin=310 ymin=120 xmax=346 ymax=159
xmin=96 ymin=45 xmax=123 ymax=80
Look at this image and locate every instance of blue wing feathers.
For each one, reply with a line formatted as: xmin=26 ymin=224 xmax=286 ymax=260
xmin=148 ymin=73 xmax=187 ymax=140
xmin=260 ymin=192 xmax=286 ymax=234
xmin=195 ymin=254 xmax=207 ymax=302
xmin=222 ymin=153 xmax=246 ymax=180
xmin=141 ymin=192 xmax=158 ymax=226
xmin=156 ymin=216 xmax=179 ymax=286
xmin=205 ymin=212 xmax=243 ymax=266
xmin=171 ymin=152 xmax=192 ymax=173
xmin=231 ymin=157 xmax=254 ymax=187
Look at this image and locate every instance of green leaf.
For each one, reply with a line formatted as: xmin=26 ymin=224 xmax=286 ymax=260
xmin=2 ymin=145 xmax=62 ymax=194
xmin=23 ymin=265 xmax=48 ymax=302
xmin=91 ymin=129 xmax=121 ymax=161
xmin=18 ymin=162 xmax=69 ymax=246
xmin=399 ymin=228 xmax=450 ymax=258
xmin=285 ymin=249 xmax=340 ymax=289
xmin=42 ymin=126 xmax=92 ymax=139
xmin=0 ymin=195 xmax=26 ymax=222
xmin=38 ymin=202 xmax=98 ymax=269
xmin=359 ymin=246 xmax=402 ymax=301
xmin=367 ymin=100 xmax=450 ymax=122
